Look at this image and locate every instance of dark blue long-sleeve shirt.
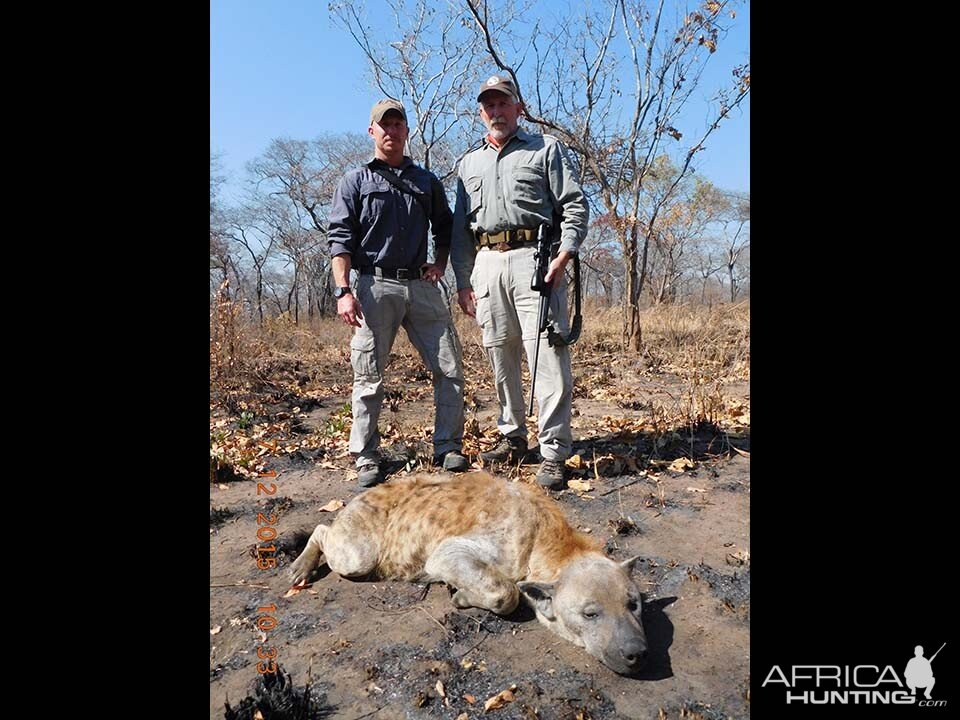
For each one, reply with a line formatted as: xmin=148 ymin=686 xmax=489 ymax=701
xmin=327 ymin=157 xmax=453 ymax=270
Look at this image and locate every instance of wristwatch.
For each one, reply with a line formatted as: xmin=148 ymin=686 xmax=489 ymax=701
xmin=334 ymin=286 xmax=352 ymax=299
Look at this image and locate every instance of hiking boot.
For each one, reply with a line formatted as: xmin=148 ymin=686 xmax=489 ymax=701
xmin=480 ymin=436 xmax=528 ymax=463
xmin=434 ymin=450 xmax=469 ymax=472
xmin=357 ymin=461 xmax=384 ymax=488
xmin=536 ymin=459 xmax=566 ymax=490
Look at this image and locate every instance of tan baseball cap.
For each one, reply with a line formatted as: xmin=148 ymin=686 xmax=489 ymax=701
xmin=370 ymin=98 xmax=407 ymax=125
xmin=477 ymin=74 xmax=519 ymax=103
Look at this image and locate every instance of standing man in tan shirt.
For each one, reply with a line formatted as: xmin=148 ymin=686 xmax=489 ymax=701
xmin=451 ymin=75 xmax=588 ymax=489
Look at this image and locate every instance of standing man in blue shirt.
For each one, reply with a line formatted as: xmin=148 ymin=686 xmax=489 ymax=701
xmin=328 ymin=99 xmax=468 ymax=488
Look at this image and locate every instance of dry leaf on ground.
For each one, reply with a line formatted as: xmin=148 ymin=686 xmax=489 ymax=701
xmin=319 ymin=499 xmax=344 ymax=512
xmin=284 ymin=579 xmax=311 ymax=597
xmin=565 ymin=454 xmax=585 ymax=469
xmin=567 ymin=479 xmax=593 ymax=493
xmin=484 ymin=684 xmax=517 ymax=712
xmin=726 ymin=549 xmax=750 ymax=565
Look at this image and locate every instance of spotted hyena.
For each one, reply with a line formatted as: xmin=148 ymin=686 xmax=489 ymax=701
xmin=290 ymin=471 xmax=647 ymax=674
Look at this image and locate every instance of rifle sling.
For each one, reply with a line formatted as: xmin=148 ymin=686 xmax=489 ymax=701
xmin=367 ymin=163 xmax=431 ymax=216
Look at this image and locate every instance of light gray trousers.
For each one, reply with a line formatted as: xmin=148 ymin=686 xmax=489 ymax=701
xmin=471 ymin=247 xmax=573 ymax=462
xmin=349 ymin=274 xmax=465 ymax=465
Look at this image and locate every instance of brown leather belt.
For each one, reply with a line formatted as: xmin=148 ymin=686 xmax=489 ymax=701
xmin=475 ymin=227 xmax=539 ymax=252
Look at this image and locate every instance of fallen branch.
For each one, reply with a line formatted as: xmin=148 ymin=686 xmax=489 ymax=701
xmin=349 ymin=706 xmax=385 ymax=720
xmin=600 ymin=478 xmax=642 ymax=496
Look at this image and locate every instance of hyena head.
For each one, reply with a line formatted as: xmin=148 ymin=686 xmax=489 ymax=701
xmin=518 ymin=554 xmax=647 ymax=675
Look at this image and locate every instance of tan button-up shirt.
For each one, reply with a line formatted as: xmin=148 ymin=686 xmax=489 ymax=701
xmin=451 ymin=129 xmax=589 ymax=290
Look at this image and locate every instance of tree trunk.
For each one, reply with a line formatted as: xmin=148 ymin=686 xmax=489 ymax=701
xmin=620 ymin=221 xmax=643 ymax=352
xmin=256 ymin=271 xmax=265 ymax=327
xmin=287 ymin=266 xmax=299 ymax=321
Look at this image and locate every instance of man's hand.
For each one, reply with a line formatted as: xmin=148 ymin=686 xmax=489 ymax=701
xmin=420 ymin=262 xmax=445 ymax=284
xmin=337 ymin=294 xmax=363 ymax=327
xmin=544 ymin=250 xmax=573 ymax=289
xmin=457 ymin=288 xmax=477 ymax=318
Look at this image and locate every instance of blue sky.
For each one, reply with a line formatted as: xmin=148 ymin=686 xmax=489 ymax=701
xmin=211 ymin=0 xmax=749 ymax=200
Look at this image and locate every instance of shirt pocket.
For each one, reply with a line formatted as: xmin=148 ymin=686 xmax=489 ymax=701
xmin=511 ymin=164 xmax=544 ymax=210
xmin=465 ymin=175 xmax=483 ymax=216
xmin=359 ymin=179 xmax=392 ymax=223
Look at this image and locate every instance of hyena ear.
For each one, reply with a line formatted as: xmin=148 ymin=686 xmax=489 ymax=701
xmin=620 ymin=555 xmax=642 ymax=574
xmin=517 ymin=581 xmax=557 ymax=621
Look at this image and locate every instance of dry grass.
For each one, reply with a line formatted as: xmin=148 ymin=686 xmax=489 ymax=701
xmin=640 ymin=300 xmax=750 ymax=379
xmin=638 ymin=300 xmax=750 ymax=427
xmin=211 ymin=291 xmax=749 ymax=441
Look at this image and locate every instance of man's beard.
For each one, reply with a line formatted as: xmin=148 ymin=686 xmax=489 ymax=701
xmin=488 ymin=121 xmax=511 ymax=139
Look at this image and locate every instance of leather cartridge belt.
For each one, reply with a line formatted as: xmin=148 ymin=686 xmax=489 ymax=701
xmin=476 ymin=227 xmax=539 ymax=252
xmin=359 ymin=266 xmax=423 ymax=281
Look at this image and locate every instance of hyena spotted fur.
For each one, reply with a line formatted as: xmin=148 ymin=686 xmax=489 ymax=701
xmin=290 ymin=471 xmax=647 ymax=674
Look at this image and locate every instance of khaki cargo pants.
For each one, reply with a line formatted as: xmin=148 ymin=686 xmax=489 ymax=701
xmin=349 ymin=274 xmax=465 ymax=465
xmin=471 ymin=247 xmax=573 ymax=462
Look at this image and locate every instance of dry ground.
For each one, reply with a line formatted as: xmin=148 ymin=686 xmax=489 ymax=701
xmin=210 ymin=300 xmax=750 ymax=720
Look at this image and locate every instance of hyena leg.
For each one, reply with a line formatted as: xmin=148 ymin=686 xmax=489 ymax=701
xmin=320 ymin=520 xmax=381 ymax=578
xmin=289 ymin=524 xmax=329 ymax=585
xmin=424 ymin=538 xmax=519 ymax=615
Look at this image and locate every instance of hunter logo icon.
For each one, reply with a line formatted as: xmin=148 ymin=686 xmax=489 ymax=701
xmin=905 ymin=643 xmax=945 ymax=700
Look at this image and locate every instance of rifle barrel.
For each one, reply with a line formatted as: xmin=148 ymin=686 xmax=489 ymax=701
xmin=528 ymin=330 xmax=541 ymax=416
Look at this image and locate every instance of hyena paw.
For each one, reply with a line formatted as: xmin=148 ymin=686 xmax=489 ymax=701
xmin=288 ymin=547 xmax=321 ymax=585
xmin=451 ymin=589 xmax=476 ymax=609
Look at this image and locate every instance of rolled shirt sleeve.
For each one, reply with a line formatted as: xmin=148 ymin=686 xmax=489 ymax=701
xmin=451 ymin=173 xmax=478 ymax=290
xmin=327 ymin=174 xmax=360 ymax=259
xmin=547 ymin=140 xmax=589 ymax=254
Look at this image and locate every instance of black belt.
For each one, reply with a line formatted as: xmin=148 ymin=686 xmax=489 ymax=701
xmin=359 ymin=266 xmax=423 ymax=281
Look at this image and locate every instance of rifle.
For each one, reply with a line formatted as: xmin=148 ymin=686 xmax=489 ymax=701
xmin=527 ymin=218 xmax=583 ymax=416
xmin=929 ymin=642 xmax=946 ymax=663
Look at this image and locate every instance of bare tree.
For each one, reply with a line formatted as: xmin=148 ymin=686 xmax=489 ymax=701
xmin=579 ymin=214 xmax=624 ymax=305
xmin=329 ymin=0 xmax=488 ymax=180
xmin=721 ymin=192 xmax=749 ymax=301
xmin=643 ymin=168 xmax=730 ymax=304
xmin=694 ymin=248 xmax=725 ymax=303
xmin=224 ymin=199 xmax=280 ymax=327
xmin=210 ymin=153 xmax=242 ymax=293
xmin=246 ymin=133 xmax=370 ymax=319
